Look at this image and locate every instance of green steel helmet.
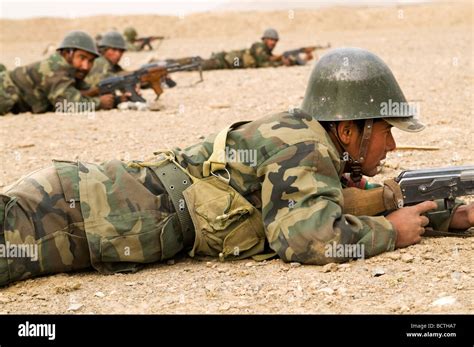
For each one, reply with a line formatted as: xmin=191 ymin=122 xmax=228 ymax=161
xmin=57 ymin=30 xmax=99 ymax=57
xmin=301 ymin=47 xmax=424 ymax=132
xmin=123 ymin=27 xmax=138 ymax=41
xmin=98 ymin=31 xmax=127 ymax=50
xmin=262 ymin=28 xmax=279 ymax=40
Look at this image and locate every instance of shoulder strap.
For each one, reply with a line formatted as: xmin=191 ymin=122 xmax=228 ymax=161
xmin=202 ymin=121 xmax=250 ymax=180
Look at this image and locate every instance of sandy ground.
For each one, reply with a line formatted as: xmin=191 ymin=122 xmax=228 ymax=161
xmin=0 ymin=2 xmax=473 ymax=314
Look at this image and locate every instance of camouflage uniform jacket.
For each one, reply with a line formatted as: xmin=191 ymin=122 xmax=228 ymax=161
xmin=84 ymin=56 xmax=124 ymax=88
xmin=174 ymin=110 xmax=457 ymax=263
xmin=229 ymin=41 xmax=282 ymax=68
xmin=7 ymin=52 xmax=100 ymax=113
xmin=126 ymin=41 xmax=140 ymax=52
xmin=248 ymin=41 xmax=283 ymax=68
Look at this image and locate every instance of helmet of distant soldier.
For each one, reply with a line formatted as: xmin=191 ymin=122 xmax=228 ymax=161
xmin=123 ymin=27 xmax=138 ymax=41
xmin=301 ymin=47 xmax=424 ymax=132
xmin=57 ymin=30 xmax=99 ymax=57
xmin=98 ymin=31 xmax=127 ymax=50
xmin=261 ymin=28 xmax=279 ymax=41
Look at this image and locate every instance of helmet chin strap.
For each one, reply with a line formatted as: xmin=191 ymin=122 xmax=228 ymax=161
xmin=328 ymin=119 xmax=373 ymax=184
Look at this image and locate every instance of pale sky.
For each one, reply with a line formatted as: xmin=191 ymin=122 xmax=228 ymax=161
xmin=0 ymin=0 xmax=431 ymax=19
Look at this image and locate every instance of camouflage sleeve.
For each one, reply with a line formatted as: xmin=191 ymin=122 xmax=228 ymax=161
xmin=84 ymin=70 xmax=103 ymax=89
xmin=258 ymin=141 xmax=397 ymax=264
xmin=46 ymin=73 xmax=100 ymax=111
xmin=126 ymin=42 xmax=139 ymax=52
xmin=85 ymin=59 xmax=118 ymax=89
xmin=251 ymin=43 xmax=282 ymax=68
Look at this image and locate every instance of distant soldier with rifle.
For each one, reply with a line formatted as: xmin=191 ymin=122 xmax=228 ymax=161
xmin=123 ymin=27 xmax=166 ymax=52
xmin=0 ymin=31 xmax=115 ymax=115
xmin=1 ymin=47 xmax=473 ymax=286
xmin=159 ymin=28 xmax=330 ymax=70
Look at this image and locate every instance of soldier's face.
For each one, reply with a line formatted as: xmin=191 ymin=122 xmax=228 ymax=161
xmin=70 ymin=50 xmax=96 ymax=80
xmin=338 ymin=120 xmax=396 ymax=176
xmin=359 ymin=120 xmax=396 ymax=176
xmin=103 ymin=48 xmax=125 ymax=66
xmin=263 ymin=38 xmax=278 ymax=51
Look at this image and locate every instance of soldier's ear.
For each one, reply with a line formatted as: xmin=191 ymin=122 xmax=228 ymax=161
xmin=337 ymin=121 xmax=355 ymax=145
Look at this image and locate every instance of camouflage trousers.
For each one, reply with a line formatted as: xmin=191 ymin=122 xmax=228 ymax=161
xmin=0 ymin=159 xmax=187 ymax=286
xmin=201 ymin=51 xmax=256 ymax=70
xmin=198 ymin=52 xmax=227 ymax=70
xmin=0 ymin=71 xmax=20 ymax=115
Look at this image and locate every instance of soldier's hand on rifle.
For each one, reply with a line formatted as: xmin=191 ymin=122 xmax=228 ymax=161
xmin=281 ymin=56 xmax=292 ymax=66
xmin=118 ymin=93 xmax=131 ymax=103
xmin=99 ymin=94 xmax=115 ymax=110
xmin=270 ymin=54 xmax=282 ymax=62
xmin=118 ymin=84 xmax=143 ymax=103
xmin=386 ymin=200 xmax=437 ymax=248
xmin=449 ymin=202 xmax=474 ymax=230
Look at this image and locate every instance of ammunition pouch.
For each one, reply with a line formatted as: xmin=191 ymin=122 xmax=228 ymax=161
xmin=184 ymin=176 xmax=265 ymax=260
xmin=223 ymin=50 xmax=257 ymax=69
xmin=241 ymin=50 xmax=257 ymax=68
xmin=157 ymin=121 xmax=266 ymax=261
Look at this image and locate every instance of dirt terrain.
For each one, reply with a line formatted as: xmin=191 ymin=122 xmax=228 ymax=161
xmin=0 ymin=2 xmax=472 ymax=314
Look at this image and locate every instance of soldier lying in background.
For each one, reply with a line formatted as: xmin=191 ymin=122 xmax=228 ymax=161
xmin=0 ymin=48 xmax=472 ymax=286
xmin=0 ymin=31 xmax=116 ymax=115
xmin=157 ymin=28 xmax=329 ymax=70
xmin=123 ymin=27 xmax=166 ymax=52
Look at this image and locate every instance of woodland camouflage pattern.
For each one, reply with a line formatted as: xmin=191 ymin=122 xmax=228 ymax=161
xmin=0 ymin=160 xmax=176 ymax=285
xmin=201 ymin=42 xmax=283 ymax=70
xmin=0 ymin=110 xmax=459 ymax=286
xmin=0 ymin=52 xmax=100 ymax=115
xmin=84 ymin=56 xmax=124 ymax=88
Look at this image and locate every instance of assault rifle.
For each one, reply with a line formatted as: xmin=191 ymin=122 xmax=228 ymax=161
xmin=82 ymin=57 xmax=203 ymax=102
xmin=281 ymin=43 xmax=331 ymax=65
xmin=342 ymin=165 xmax=474 ymax=218
xmin=395 ymin=166 xmax=474 ymax=210
xmin=134 ymin=36 xmax=168 ymax=51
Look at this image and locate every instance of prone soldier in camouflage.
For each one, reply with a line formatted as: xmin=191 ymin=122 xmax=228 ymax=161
xmin=162 ymin=28 xmax=295 ymax=70
xmin=201 ymin=28 xmax=284 ymax=70
xmin=84 ymin=31 xmax=127 ymax=88
xmin=0 ymin=31 xmax=115 ymax=115
xmin=1 ymin=47 xmax=473 ymax=286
